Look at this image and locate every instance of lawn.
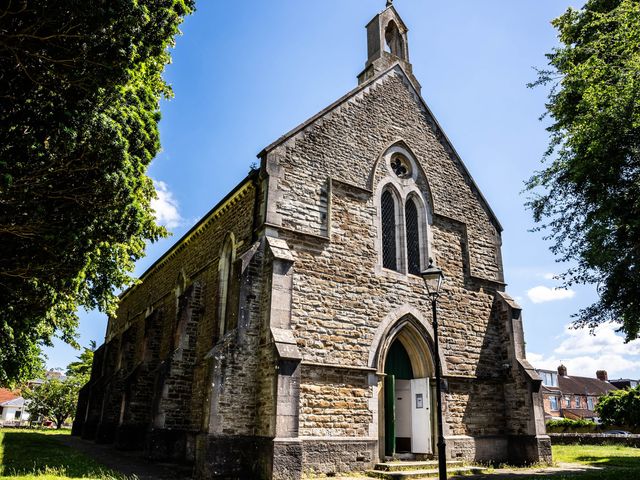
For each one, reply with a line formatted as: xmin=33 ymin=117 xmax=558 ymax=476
xmin=0 ymin=429 xmax=125 ymax=479
xmin=541 ymin=443 xmax=640 ymax=480
xmin=1 ymin=428 xmax=639 ymax=479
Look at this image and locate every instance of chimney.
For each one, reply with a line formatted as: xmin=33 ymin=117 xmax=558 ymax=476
xmin=558 ymin=364 xmax=567 ymax=376
xmin=596 ymin=370 xmax=608 ymax=381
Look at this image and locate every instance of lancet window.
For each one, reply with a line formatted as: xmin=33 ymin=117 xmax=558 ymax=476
xmin=378 ymin=148 xmax=430 ymax=276
xmin=218 ymin=236 xmax=235 ymax=338
xmin=381 ymin=189 xmax=398 ymax=271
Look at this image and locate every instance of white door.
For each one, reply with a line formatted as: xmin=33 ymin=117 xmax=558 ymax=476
xmin=410 ymin=378 xmax=432 ymax=454
xmin=395 ymin=380 xmax=412 ymax=450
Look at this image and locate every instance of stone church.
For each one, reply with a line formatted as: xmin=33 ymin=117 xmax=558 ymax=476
xmin=74 ymin=4 xmax=551 ymax=479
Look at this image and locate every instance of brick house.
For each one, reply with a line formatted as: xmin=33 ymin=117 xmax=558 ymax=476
xmin=538 ymin=365 xmax=617 ymax=421
xmin=74 ymin=4 xmax=550 ymax=479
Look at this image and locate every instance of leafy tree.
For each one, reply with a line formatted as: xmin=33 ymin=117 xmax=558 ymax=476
xmin=65 ymin=341 xmax=96 ymax=382
xmin=596 ymin=386 xmax=640 ymax=427
xmin=526 ymin=0 xmax=640 ymax=339
xmin=0 ymin=0 xmax=194 ymax=385
xmin=23 ymin=376 xmax=84 ymax=429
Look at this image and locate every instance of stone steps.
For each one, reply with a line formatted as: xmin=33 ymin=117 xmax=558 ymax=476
xmin=374 ymin=460 xmax=464 ymax=471
xmin=366 ymin=461 xmax=485 ymax=478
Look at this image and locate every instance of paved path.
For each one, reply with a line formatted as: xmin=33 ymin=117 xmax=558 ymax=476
xmin=57 ymin=435 xmax=193 ymax=480
xmin=57 ymin=436 xmax=599 ymax=480
xmin=326 ymin=462 xmax=599 ymax=479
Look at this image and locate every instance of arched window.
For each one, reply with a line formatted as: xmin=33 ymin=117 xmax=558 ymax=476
xmin=405 ymin=198 xmax=421 ymax=275
xmin=385 ymin=20 xmax=405 ymax=59
xmin=377 ymin=144 xmax=432 ymax=276
xmin=218 ymin=237 xmax=234 ymax=338
xmin=381 ymin=190 xmax=398 ymax=271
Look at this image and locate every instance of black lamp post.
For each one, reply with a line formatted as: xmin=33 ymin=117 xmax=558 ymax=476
xmin=421 ymin=258 xmax=446 ymax=480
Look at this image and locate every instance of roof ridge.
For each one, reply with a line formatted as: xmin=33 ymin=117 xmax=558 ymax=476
xmin=258 ymin=62 xmax=503 ymax=232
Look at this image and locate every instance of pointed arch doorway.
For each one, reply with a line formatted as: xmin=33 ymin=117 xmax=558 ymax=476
xmin=380 ymin=317 xmax=435 ymax=458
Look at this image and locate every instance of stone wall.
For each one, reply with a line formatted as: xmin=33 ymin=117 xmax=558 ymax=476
xmin=550 ymin=433 xmax=640 ymax=447
xmin=299 ymin=365 xmax=373 ymax=437
xmin=77 ymin=176 xmax=265 ymax=464
xmin=77 ymin=55 xmax=548 ymax=478
xmin=260 ymin=64 xmax=545 ymax=468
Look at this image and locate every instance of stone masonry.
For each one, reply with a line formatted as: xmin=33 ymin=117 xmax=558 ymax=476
xmin=74 ymin=4 xmax=551 ymax=479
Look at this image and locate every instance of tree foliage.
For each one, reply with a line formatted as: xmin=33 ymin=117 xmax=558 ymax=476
xmin=0 ymin=0 xmax=194 ymax=385
xmin=527 ymin=0 xmax=640 ymax=340
xmin=23 ymin=376 xmax=84 ymax=429
xmin=23 ymin=342 xmax=94 ymax=428
xmin=65 ymin=341 xmax=96 ymax=381
xmin=596 ymin=386 xmax=640 ymax=427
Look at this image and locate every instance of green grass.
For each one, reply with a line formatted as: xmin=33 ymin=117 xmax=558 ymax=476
xmin=2 ymin=428 xmax=639 ymax=479
xmin=0 ymin=429 xmax=127 ymax=479
xmin=477 ymin=444 xmax=640 ymax=479
xmin=543 ymin=443 xmax=640 ymax=479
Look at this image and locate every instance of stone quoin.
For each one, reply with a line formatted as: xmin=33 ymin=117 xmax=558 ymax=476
xmin=74 ymin=4 xmax=551 ymax=479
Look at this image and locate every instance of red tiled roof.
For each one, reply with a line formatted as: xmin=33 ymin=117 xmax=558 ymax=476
xmin=562 ymin=408 xmax=599 ymax=420
xmin=0 ymin=388 xmax=20 ymax=403
xmin=541 ymin=375 xmax=616 ymax=396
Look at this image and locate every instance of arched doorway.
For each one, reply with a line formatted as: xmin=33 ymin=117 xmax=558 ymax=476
xmin=378 ymin=316 xmax=436 ymax=458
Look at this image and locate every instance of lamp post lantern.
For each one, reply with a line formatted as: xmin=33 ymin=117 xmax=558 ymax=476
xmin=421 ymin=258 xmax=446 ymax=480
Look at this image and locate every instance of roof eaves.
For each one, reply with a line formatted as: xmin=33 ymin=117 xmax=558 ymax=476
xmin=119 ymin=170 xmax=259 ymax=301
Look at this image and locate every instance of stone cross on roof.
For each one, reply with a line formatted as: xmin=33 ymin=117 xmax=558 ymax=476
xmin=386 ymin=0 xmax=393 ymax=6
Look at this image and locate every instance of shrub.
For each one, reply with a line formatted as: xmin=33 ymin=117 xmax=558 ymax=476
xmin=596 ymin=386 xmax=640 ymax=427
xmin=546 ymin=418 xmax=597 ymax=432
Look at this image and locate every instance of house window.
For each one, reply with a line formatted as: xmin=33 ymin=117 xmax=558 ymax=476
xmin=564 ymin=396 xmax=571 ymax=408
xmin=14 ymin=410 xmax=21 ymax=420
xmin=541 ymin=371 xmax=558 ymax=387
xmin=549 ymin=396 xmax=559 ymax=411
xmin=405 ymin=198 xmax=421 ymax=275
xmin=587 ymin=397 xmax=594 ymax=410
xmin=381 ymin=190 xmax=398 ymax=271
xmin=575 ymin=396 xmax=582 ymax=408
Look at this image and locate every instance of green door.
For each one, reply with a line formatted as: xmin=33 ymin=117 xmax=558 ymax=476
xmin=384 ymin=340 xmax=414 ymax=457
xmin=384 ymin=374 xmax=395 ymax=456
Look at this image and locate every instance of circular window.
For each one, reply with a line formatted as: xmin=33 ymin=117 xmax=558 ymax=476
xmin=390 ymin=154 xmax=412 ymax=179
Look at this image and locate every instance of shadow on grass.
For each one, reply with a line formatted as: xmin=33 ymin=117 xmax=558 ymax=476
xmin=573 ymin=454 xmax=640 ymax=468
xmin=0 ymin=431 xmax=116 ymax=478
xmin=451 ymin=468 xmax=597 ymax=480
xmin=453 ymin=458 xmax=639 ymax=480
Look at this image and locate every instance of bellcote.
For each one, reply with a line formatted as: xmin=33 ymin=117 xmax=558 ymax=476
xmin=357 ymin=2 xmax=421 ymax=93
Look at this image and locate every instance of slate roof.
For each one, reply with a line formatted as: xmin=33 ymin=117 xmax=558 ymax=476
xmin=609 ymin=378 xmax=639 ymax=389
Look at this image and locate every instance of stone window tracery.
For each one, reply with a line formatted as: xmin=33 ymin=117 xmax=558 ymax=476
xmin=377 ymin=145 xmax=431 ymax=277
xmin=391 ymin=154 xmax=411 ymax=179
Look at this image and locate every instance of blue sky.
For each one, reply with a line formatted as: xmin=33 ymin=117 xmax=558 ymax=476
xmin=44 ymin=0 xmax=640 ymax=380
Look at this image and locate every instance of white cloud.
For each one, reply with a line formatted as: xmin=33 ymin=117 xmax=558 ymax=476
xmin=527 ymin=323 xmax=640 ymax=378
xmin=542 ymin=272 xmax=557 ymax=280
xmin=527 ymin=285 xmax=576 ymax=304
xmin=555 ymin=323 xmax=640 ymax=357
xmin=527 ymin=352 xmax=640 ymax=379
xmin=151 ymin=180 xmax=182 ymax=229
